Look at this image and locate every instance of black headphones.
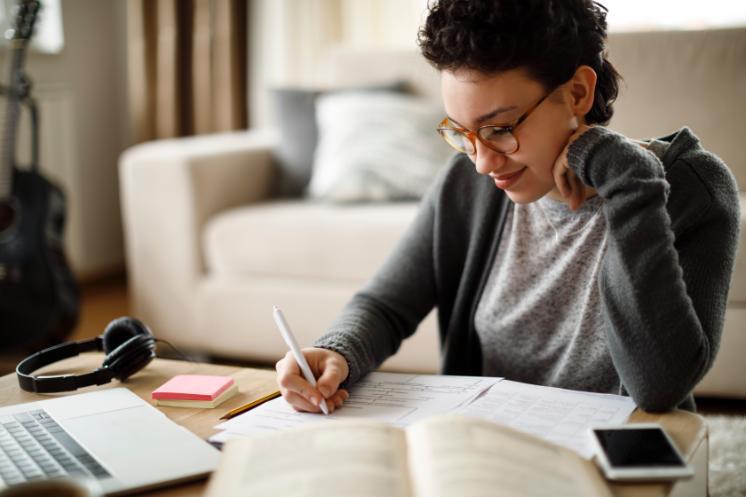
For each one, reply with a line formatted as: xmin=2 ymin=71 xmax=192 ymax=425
xmin=16 ymin=316 xmax=157 ymax=393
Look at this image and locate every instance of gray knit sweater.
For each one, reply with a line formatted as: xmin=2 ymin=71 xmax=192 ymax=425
xmin=314 ymin=127 xmax=740 ymax=412
xmin=474 ymin=193 xmax=613 ymax=392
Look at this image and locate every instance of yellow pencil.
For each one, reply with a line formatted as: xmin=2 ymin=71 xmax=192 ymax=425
xmin=218 ymin=390 xmax=281 ymax=420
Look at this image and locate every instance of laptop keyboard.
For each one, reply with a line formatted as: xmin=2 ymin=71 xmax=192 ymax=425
xmin=0 ymin=409 xmax=110 ymax=487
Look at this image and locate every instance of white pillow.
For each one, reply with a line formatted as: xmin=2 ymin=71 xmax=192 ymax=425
xmin=308 ymin=91 xmax=453 ymax=202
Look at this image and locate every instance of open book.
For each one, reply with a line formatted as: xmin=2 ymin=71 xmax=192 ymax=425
xmin=205 ymin=415 xmax=612 ymax=497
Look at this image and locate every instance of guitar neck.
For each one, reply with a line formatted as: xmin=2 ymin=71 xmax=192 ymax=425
xmin=1 ymin=42 xmax=30 ymax=200
xmin=0 ymin=99 xmax=10 ymax=199
xmin=1 ymin=2 xmax=39 ymax=201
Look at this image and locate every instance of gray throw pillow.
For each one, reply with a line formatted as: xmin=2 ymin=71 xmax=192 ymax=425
xmin=309 ymin=91 xmax=452 ymax=203
xmin=270 ymin=81 xmax=410 ymax=197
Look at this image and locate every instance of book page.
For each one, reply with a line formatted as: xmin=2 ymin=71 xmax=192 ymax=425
xmin=406 ymin=416 xmax=612 ymax=497
xmin=205 ymin=420 xmax=414 ymax=497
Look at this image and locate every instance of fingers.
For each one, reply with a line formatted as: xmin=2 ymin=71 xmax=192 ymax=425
xmin=567 ymin=169 xmax=582 ymax=211
xmin=553 ymin=123 xmax=593 ymax=207
xmin=570 ymin=169 xmax=588 ymax=211
xmin=553 ymin=154 xmax=587 ymax=211
xmin=552 ymin=141 xmax=572 ymax=199
xmin=278 ymin=381 xmax=349 ymax=414
xmin=316 ymin=361 xmax=345 ymax=399
xmin=554 ymin=163 xmax=571 ymax=199
xmin=328 ymin=389 xmax=349 ymax=411
xmin=572 ymin=181 xmax=585 ymax=211
xmin=276 ymin=351 xmax=324 ymax=409
xmin=276 ymin=348 xmax=351 ymax=414
xmin=284 ymin=391 xmax=320 ymax=413
xmin=279 ymin=371 xmax=324 ymax=406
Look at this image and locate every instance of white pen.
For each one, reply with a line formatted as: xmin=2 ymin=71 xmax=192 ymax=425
xmin=272 ymin=305 xmax=330 ymax=415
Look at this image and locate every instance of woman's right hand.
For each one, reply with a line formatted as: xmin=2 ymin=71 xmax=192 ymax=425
xmin=275 ymin=347 xmax=350 ymax=413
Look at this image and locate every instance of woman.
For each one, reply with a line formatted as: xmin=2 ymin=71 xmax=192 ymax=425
xmin=276 ymin=0 xmax=740 ymax=413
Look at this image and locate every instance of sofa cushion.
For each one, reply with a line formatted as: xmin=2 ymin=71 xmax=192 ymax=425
xmin=204 ymin=200 xmax=419 ymax=281
xmin=205 ymin=193 xmax=746 ymax=299
xmin=309 ymin=91 xmax=452 ymax=203
xmin=270 ymin=82 xmax=411 ymax=197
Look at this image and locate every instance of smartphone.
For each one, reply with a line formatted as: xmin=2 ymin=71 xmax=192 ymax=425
xmin=589 ymin=423 xmax=694 ymax=481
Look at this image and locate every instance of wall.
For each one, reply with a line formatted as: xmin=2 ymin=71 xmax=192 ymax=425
xmin=1 ymin=0 xmax=130 ymax=280
xmin=248 ymin=0 xmax=428 ymax=129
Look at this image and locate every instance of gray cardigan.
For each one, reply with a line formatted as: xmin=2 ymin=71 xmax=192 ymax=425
xmin=315 ymin=127 xmax=740 ymax=412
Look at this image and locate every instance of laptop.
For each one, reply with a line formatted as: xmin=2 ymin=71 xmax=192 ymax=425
xmin=0 ymin=388 xmax=220 ymax=495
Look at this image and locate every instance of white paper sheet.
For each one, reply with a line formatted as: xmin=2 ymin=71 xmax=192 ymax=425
xmin=209 ymin=373 xmax=636 ymax=458
xmin=212 ymin=372 xmax=499 ymax=439
xmin=452 ymin=380 xmax=636 ymax=458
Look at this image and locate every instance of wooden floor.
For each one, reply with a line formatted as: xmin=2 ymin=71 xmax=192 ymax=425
xmin=70 ymin=272 xmax=131 ymax=342
xmin=2 ymin=274 xmax=745 ymax=415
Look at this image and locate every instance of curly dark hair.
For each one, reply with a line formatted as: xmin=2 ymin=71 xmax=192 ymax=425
xmin=418 ymin=0 xmax=621 ymax=125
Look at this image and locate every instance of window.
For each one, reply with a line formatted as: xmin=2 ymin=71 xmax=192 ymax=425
xmin=601 ymin=0 xmax=746 ymax=31
xmin=0 ymin=0 xmax=64 ymax=54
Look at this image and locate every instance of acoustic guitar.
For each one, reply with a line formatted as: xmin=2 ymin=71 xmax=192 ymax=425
xmin=0 ymin=0 xmax=79 ymax=349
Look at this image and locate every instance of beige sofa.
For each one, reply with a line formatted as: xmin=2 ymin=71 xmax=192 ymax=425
xmin=120 ymin=27 xmax=746 ymax=398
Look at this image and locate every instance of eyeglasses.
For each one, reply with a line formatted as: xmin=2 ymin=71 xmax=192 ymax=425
xmin=437 ymin=90 xmax=553 ymax=155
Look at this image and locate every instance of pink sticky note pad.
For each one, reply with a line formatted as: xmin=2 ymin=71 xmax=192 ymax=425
xmin=151 ymin=375 xmax=235 ymax=401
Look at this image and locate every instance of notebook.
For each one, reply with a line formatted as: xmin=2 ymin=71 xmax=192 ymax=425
xmin=0 ymin=388 xmax=219 ymax=494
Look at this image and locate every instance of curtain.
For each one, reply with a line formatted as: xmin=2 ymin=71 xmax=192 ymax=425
xmin=127 ymin=0 xmax=248 ymax=143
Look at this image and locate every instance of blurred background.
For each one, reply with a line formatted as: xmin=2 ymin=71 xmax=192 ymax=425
xmin=1 ymin=0 xmax=745 ymax=387
xmin=0 ymin=0 xmax=744 ymax=285
xmin=0 ymin=2 xmax=745 ymax=494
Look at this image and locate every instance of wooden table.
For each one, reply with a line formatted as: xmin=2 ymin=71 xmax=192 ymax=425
xmin=0 ymin=355 xmax=708 ymax=497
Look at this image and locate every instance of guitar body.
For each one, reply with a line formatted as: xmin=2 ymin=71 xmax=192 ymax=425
xmin=0 ymin=168 xmax=79 ymax=349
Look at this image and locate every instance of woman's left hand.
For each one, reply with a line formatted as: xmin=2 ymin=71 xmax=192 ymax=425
xmin=553 ymin=124 xmax=593 ymax=211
